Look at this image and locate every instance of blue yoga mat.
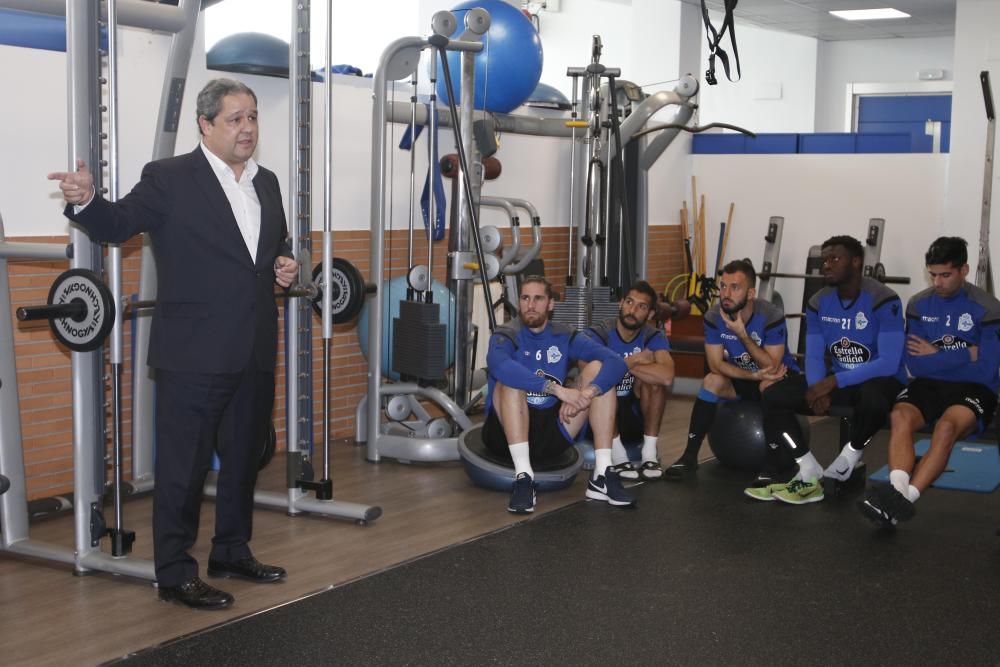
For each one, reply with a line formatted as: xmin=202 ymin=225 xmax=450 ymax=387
xmin=870 ymin=439 xmax=1000 ymax=493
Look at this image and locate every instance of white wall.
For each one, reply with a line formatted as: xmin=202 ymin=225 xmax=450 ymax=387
xmin=697 ymin=15 xmax=818 ymax=134
xmin=815 ymin=36 xmax=955 ymax=132
xmin=944 ymin=0 xmax=1000 ymax=274
xmin=691 ymin=154 xmax=948 ymax=342
xmin=532 ymin=0 xmax=634 ymax=94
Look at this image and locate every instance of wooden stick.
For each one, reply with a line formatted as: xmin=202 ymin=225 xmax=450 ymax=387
xmin=698 ymin=193 xmax=706 ymax=275
xmin=679 ymin=205 xmax=689 ymax=274
xmin=720 ymin=202 xmax=735 ymax=267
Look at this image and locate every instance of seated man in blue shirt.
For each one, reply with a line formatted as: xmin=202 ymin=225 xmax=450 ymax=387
xmin=584 ymin=281 xmax=675 ymax=481
xmin=860 ymin=237 xmax=1000 ymax=528
xmin=484 ymin=276 xmax=632 ymax=513
xmin=665 ymin=259 xmax=796 ymax=482
xmin=748 ymin=236 xmax=906 ymax=505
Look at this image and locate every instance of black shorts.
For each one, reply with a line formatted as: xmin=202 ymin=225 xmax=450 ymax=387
xmin=896 ymin=377 xmax=998 ymax=432
xmin=482 ymin=404 xmax=575 ymax=464
xmin=616 ymin=394 xmax=644 ymax=443
xmin=730 ymin=378 xmax=762 ymax=402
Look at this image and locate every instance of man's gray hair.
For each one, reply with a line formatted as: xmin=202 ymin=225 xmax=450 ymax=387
xmin=196 ymin=78 xmax=257 ymax=135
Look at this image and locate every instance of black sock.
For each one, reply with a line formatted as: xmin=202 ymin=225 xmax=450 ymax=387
xmin=682 ymin=398 xmax=718 ymax=460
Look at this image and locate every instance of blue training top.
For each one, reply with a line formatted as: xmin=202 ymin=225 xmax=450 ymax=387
xmin=703 ymin=299 xmax=799 ymax=373
xmin=805 ymin=277 xmax=906 ymax=387
xmin=905 ymin=282 xmax=1000 ymax=391
xmin=485 ymin=319 xmax=627 ymax=413
xmin=584 ymin=318 xmax=670 ymax=398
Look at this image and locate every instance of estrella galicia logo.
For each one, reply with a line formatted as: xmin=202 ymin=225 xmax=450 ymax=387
xmin=734 ymin=351 xmax=757 ymax=371
xmin=934 ymin=334 xmax=968 ymax=351
xmin=829 ymin=338 xmax=871 ymax=367
xmin=527 ymin=369 xmax=561 ymax=406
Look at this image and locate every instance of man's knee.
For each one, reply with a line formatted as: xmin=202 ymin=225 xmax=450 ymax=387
xmin=637 ymin=379 xmax=666 ymax=401
xmin=702 ymin=372 xmax=727 ymax=395
xmin=890 ymin=404 xmax=922 ymax=434
xmin=930 ymin=417 xmax=961 ymax=447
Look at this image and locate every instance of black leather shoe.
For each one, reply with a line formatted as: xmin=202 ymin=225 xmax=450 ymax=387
xmin=158 ymin=577 xmax=234 ymax=610
xmin=207 ymin=556 xmax=286 ymax=583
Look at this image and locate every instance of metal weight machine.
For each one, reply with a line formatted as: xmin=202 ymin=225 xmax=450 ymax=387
xmin=555 ymin=36 xmax=702 ymax=329
xmin=0 ymin=0 xmax=188 ymax=580
xmin=358 ymin=10 xmax=493 ymax=463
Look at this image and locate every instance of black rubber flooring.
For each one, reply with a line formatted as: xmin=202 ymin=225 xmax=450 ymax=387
xmin=122 ymin=420 xmax=1000 ymax=666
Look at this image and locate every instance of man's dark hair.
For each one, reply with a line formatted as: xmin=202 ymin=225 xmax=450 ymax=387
xmin=821 ymin=235 xmax=865 ymax=260
xmin=925 ymin=236 xmax=968 ymax=268
xmin=721 ymin=258 xmax=757 ymax=287
xmin=196 ymin=78 xmax=258 ymax=135
xmin=625 ymin=280 xmax=658 ymax=310
xmin=521 ymin=275 xmax=553 ymax=299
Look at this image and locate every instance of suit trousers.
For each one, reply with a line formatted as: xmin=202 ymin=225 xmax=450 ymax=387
xmin=152 ymin=366 xmax=275 ymax=586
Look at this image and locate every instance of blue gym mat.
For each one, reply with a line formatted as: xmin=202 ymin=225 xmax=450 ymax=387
xmin=870 ymin=439 xmax=1000 ymax=493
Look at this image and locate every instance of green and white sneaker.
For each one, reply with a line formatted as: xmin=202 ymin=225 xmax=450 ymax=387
xmin=772 ymin=478 xmax=824 ymax=505
xmin=743 ymin=482 xmax=789 ymax=502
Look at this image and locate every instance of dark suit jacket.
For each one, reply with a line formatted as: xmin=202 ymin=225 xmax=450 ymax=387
xmin=67 ymin=147 xmax=291 ymax=374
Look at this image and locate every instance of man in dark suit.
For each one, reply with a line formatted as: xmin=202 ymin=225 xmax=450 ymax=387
xmin=49 ymin=78 xmax=296 ymax=609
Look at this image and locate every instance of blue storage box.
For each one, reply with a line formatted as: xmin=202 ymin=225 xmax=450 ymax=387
xmin=855 ymin=132 xmax=915 ymax=153
xmin=799 ymin=133 xmax=856 ymax=154
xmin=744 ymin=133 xmax=798 ymax=154
xmin=691 ymin=133 xmax=746 ymax=154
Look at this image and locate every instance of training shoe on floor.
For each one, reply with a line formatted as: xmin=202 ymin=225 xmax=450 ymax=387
xmin=586 ymin=469 xmax=636 ymax=507
xmin=508 ymin=473 xmax=536 ymax=514
xmin=858 ymin=484 xmax=915 ymax=529
xmin=748 ymin=473 xmax=777 ymax=489
xmin=822 ymin=455 xmax=855 ymax=482
xmin=610 ymin=461 xmax=640 ymax=481
xmin=772 ymin=478 xmax=824 ymax=505
xmin=744 ymin=481 xmax=789 ymax=502
xmin=663 ymin=456 xmax=699 ymax=481
xmin=638 ymin=461 xmax=663 ymax=480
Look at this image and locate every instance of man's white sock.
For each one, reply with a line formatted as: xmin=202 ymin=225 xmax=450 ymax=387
xmin=642 ymin=434 xmax=659 ymax=463
xmin=795 ymin=451 xmax=823 ymax=481
xmin=611 ymin=436 xmax=629 ymax=465
xmin=508 ymin=442 xmax=533 ymax=478
xmin=594 ymin=448 xmax=613 ymax=478
xmin=889 ymin=469 xmax=911 ymax=497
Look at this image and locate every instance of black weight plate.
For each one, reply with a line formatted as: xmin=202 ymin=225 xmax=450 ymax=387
xmin=259 ymin=422 xmax=277 ymax=470
xmin=311 ymin=257 xmax=366 ymax=323
xmin=46 ymin=268 xmax=115 ymax=352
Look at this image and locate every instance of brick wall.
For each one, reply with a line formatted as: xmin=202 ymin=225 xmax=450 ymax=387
xmin=6 ymin=224 xmax=684 ymax=500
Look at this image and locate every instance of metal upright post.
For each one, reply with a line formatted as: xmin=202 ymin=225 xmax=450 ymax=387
xmin=130 ymin=0 xmax=201 ymax=492
xmin=449 ymin=48 xmax=480 ymax=408
xmin=977 ymin=71 xmax=996 ymax=294
xmin=755 ymin=216 xmax=784 ymax=304
xmin=67 ymin=0 xmax=152 ymax=580
xmin=286 ymin=0 xmax=314 ymax=510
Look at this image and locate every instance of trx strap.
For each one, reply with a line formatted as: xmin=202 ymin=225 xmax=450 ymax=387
xmin=700 ymin=0 xmax=741 ymax=85
xmin=398 ymin=104 xmax=446 ymax=241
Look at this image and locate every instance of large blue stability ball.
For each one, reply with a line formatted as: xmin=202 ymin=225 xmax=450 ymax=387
xmin=357 ymin=276 xmax=455 ymax=381
xmin=435 ymin=0 xmax=543 ymax=114
xmin=459 ymin=424 xmax=582 ymax=493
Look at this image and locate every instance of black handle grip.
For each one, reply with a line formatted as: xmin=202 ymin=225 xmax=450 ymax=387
xmin=16 ymin=300 xmax=86 ymax=322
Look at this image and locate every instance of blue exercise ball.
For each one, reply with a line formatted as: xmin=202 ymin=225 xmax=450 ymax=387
xmin=523 ymin=81 xmax=571 ymax=111
xmin=357 ymin=276 xmax=455 ymax=381
xmin=206 ymin=32 xmax=289 ymax=78
xmin=435 ymin=0 xmax=543 ymax=114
